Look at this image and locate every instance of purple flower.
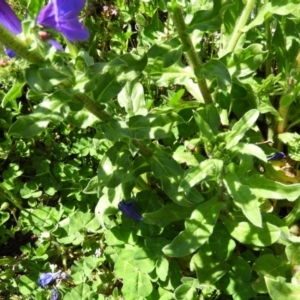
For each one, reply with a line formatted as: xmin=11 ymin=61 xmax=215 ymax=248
xmin=38 ymin=271 xmax=61 ymax=288
xmin=267 ymin=152 xmax=286 ymax=161
xmin=0 ymin=0 xmax=22 ymax=57
xmin=51 ymin=288 xmax=59 ymax=300
xmin=118 ymin=200 xmax=142 ymax=221
xmin=37 ymin=0 xmax=89 ymax=43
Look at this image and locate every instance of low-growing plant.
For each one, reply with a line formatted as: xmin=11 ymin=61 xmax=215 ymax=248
xmin=1 ymin=0 xmax=300 ymax=299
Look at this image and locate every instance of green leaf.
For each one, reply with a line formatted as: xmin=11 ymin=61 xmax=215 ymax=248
xmin=1 ymin=80 xmax=25 ymax=108
xmin=193 ymin=110 xmax=215 ymax=141
xmin=221 ymin=45 xmax=268 ymax=78
xmin=252 ymin=254 xmax=288 ymax=293
xmin=242 ymin=174 xmax=300 ymax=201
xmin=243 ymin=0 xmax=300 ymax=32
xmin=0 ymin=211 xmax=9 ymax=226
xmin=196 ymin=59 xmax=231 ymax=91
xmin=225 ymin=109 xmax=259 ymax=148
xmin=9 ymin=97 xmax=67 ymax=137
xmin=224 ymin=173 xmax=262 ymax=227
xmin=231 ymin=143 xmax=268 ymax=162
xmin=265 ymin=277 xmax=300 ymax=300
xmin=150 ymin=151 xmax=204 ymax=206
xmin=174 ymin=283 xmax=197 ymax=300
xmin=191 ymin=243 xmax=229 ymax=285
xmin=95 ymin=185 xmax=123 ymax=229
xmin=129 ymin=112 xmax=185 ymax=139
xmin=180 ymin=159 xmax=223 ymax=191
xmin=143 ymin=203 xmax=196 ymax=227
xmin=93 ymin=72 xmax=123 ymax=103
xmin=98 ymin=142 xmax=131 ymax=188
xmin=147 ymin=39 xmax=183 ymax=68
xmin=115 ymin=249 xmax=153 ymax=299
xmin=163 ymin=197 xmax=223 ymax=257
xmin=118 ymin=80 xmax=147 ymax=117
xmin=209 ymin=223 xmax=236 ymax=261
xmin=222 ymin=216 xmax=281 ymax=247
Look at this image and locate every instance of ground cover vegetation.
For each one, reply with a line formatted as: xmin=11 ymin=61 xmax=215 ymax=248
xmin=1 ymin=0 xmax=300 ymax=299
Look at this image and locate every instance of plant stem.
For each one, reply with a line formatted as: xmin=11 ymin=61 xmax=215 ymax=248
xmin=264 ymin=0 xmax=272 ymax=77
xmin=224 ymin=0 xmax=256 ymax=54
xmin=0 ymin=183 xmax=23 ymax=210
xmin=132 ymin=139 xmax=153 ymax=157
xmin=172 ymin=5 xmax=212 ymax=104
xmin=284 ymin=197 xmax=300 ymax=227
xmin=73 ymin=93 xmax=111 ymax=121
xmin=0 ymin=23 xmax=45 ymax=64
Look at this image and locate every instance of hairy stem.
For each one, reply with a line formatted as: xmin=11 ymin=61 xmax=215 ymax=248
xmin=172 ymin=5 xmax=212 ymax=104
xmin=0 ymin=23 xmax=45 ymax=64
xmin=225 ymin=0 xmax=256 ymax=54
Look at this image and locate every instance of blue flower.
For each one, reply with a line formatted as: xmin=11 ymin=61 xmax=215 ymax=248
xmin=118 ymin=200 xmax=143 ymax=221
xmin=267 ymin=152 xmax=286 ymax=161
xmin=36 ymin=0 xmax=89 ymax=43
xmin=0 ymin=0 xmax=22 ymax=57
xmin=38 ymin=271 xmax=62 ymax=288
xmin=51 ymin=288 xmax=59 ymax=300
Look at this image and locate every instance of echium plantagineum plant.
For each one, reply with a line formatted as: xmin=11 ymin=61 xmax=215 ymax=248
xmin=1 ymin=0 xmax=300 ymax=299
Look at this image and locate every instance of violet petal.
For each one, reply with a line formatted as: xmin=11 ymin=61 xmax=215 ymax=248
xmin=118 ymin=200 xmax=143 ymax=221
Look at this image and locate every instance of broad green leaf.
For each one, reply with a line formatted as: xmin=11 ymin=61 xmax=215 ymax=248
xmin=122 ymin=156 xmax=151 ymax=199
xmin=129 ymin=112 xmax=185 ymax=139
xmin=221 ymin=45 xmax=268 ymax=78
xmin=265 ymin=277 xmax=300 ymax=300
xmin=118 ymin=80 xmax=147 ymax=117
xmin=93 ymin=72 xmax=123 ymax=103
xmin=0 ymin=211 xmax=9 ymax=226
xmin=115 ymin=249 xmax=153 ymax=299
xmin=180 ymin=159 xmax=223 ymax=191
xmin=196 ymin=104 xmax=221 ymax=135
xmin=225 ymin=109 xmax=259 ymax=148
xmin=242 ymin=174 xmax=300 ymax=201
xmin=222 ymin=217 xmax=281 ymax=247
xmin=143 ymin=203 xmax=196 ymax=227
xmin=187 ymin=0 xmax=224 ymax=33
xmin=286 ymin=244 xmax=300 ymax=266
xmin=98 ymin=142 xmax=131 ymax=188
xmin=147 ymin=39 xmax=182 ymax=68
xmin=98 ymin=120 xmax=131 ymax=141
xmin=9 ymin=98 xmax=67 ymax=137
xmin=191 ymin=243 xmax=230 ymax=284
xmin=243 ymin=0 xmax=300 ymax=32
xmin=106 ymin=53 xmax=148 ymax=82
xmin=252 ymin=254 xmax=288 ymax=293
xmin=209 ymin=223 xmax=236 ymax=261
xmin=224 ymin=173 xmax=262 ymax=227
xmin=174 ymin=284 xmax=197 ymax=300
xmin=163 ymin=198 xmax=223 ymax=257
xmin=156 ymin=256 xmax=169 ymax=282
xmin=193 ymin=110 xmax=215 ymax=141
xmin=196 ymin=59 xmax=231 ymax=91
xmin=231 ymin=143 xmax=268 ymax=162
xmin=95 ymin=185 xmax=123 ymax=229
xmin=150 ymin=151 xmax=204 ymax=206
xmin=64 ymin=283 xmax=94 ymax=300
xmin=65 ymin=108 xmax=99 ymax=128
xmin=1 ymin=80 xmax=25 ymax=108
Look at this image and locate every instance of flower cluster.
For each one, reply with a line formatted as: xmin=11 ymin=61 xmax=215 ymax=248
xmin=0 ymin=0 xmax=89 ymax=57
xmin=38 ymin=270 xmax=69 ymax=300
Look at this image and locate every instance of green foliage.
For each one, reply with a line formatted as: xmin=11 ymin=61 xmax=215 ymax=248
xmin=2 ymin=0 xmax=300 ymax=299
